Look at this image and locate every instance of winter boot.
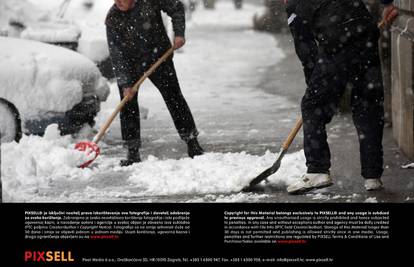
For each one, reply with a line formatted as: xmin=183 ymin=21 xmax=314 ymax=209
xmin=187 ymin=138 xmax=204 ymax=158
xmin=364 ymin=179 xmax=383 ymax=191
xmin=287 ymin=173 xmax=333 ymax=195
xmin=120 ymin=146 xmax=141 ymax=167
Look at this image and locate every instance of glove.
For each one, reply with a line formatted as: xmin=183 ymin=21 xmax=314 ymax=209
xmin=382 ymin=4 xmax=398 ymax=26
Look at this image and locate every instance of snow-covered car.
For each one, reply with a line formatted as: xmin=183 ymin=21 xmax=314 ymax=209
xmin=0 ymin=37 xmax=110 ymax=143
xmin=0 ymin=0 xmax=81 ymax=50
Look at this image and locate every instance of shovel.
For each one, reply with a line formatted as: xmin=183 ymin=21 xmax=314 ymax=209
xmin=75 ymin=47 xmax=175 ymax=168
xmin=242 ymin=117 xmax=303 ymax=192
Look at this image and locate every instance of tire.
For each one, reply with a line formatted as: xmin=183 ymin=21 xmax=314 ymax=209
xmin=0 ymin=98 xmax=22 ymax=144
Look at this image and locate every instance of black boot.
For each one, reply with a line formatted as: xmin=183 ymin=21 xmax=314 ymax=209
xmin=187 ymin=138 xmax=204 ymax=158
xmin=120 ymin=146 xmax=141 ymax=167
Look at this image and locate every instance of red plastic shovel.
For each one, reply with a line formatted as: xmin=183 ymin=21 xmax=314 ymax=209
xmin=75 ymin=47 xmax=175 ymax=168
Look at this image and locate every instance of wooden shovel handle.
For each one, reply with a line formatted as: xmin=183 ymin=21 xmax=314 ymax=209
xmin=93 ymin=47 xmax=175 ymax=144
xmin=378 ymin=20 xmax=386 ymax=29
xmin=281 ymin=117 xmax=303 ymax=150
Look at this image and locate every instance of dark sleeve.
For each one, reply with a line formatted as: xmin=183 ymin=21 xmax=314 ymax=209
xmin=106 ymin=26 xmax=134 ymax=88
xmin=159 ymin=0 xmax=185 ymax=37
xmin=293 ymin=0 xmax=319 ymax=26
xmin=288 ymin=14 xmax=318 ymax=86
xmin=381 ymin=0 xmax=393 ymax=4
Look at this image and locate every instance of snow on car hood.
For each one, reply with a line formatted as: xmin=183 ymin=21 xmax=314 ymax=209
xmin=0 ymin=37 xmax=109 ymax=121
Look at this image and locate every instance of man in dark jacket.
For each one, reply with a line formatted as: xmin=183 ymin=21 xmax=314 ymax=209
xmin=106 ymin=0 xmax=203 ymax=166
xmin=285 ymin=0 xmax=398 ymax=194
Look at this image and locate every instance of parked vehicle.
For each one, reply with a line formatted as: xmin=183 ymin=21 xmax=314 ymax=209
xmin=0 ymin=98 xmax=22 ymax=144
xmin=0 ymin=37 xmax=110 ymax=140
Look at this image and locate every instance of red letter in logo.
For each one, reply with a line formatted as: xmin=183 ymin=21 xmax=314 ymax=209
xmin=35 ymin=251 xmax=46 ymax=262
xmin=24 ymin=251 xmax=33 ymax=262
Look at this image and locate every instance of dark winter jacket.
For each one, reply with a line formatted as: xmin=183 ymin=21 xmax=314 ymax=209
xmin=286 ymin=0 xmax=389 ymax=84
xmin=105 ymin=0 xmax=185 ymax=88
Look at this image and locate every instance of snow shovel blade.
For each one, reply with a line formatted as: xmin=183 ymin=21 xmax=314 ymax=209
xmin=242 ymin=117 xmax=303 ymax=192
xmin=75 ymin=141 xmax=100 ymax=168
xmin=242 ymin=148 xmax=286 ymax=192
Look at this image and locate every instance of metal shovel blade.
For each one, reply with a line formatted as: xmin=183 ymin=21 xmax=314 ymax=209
xmin=241 ymin=148 xmax=286 ymax=192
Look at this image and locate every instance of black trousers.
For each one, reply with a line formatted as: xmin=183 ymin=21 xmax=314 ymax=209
xmin=118 ymin=59 xmax=198 ymax=148
xmin=302 ymin=37 xmax=384 ymax=179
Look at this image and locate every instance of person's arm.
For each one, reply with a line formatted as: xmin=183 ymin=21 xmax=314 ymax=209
xmin=106 ymin=26 xmax=134 ymax=89
xmin=159 ymin=0 xmax=186 ymax=49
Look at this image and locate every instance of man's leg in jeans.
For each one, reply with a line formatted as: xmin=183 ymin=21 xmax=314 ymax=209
xmin=287 ymin=55 xmax=347 ymax=194
xmin=148 ymin=59 xmax=203 ymax=157
xmin=118 ymin=86 xmax=141 ymax=165
xmin=351 ymin=47 xmax=384 ymax=182
xmin=301 ymin=55 xmax=347 ymax=174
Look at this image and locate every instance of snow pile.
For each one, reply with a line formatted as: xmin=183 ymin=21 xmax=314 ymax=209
xmin=0 ymin=37 xmax=109 ymax=121
xmin=1 ymin=124 xmax=95 ymax=201
xmin=2 ymin=133 xmax=306 ymax=201
xmin=125 ymin=150 xmax=305 ymax=196
xmin=364 ymin=197 xmax=378 ymax=203
xmin=306 ymin=192 xmax=332 ymax=201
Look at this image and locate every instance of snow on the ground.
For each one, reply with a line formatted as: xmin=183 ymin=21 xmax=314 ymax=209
xmin=364 ymin=197 xmax=378 ymax=203
xmin=1 ymin=123 xmax=305 ymax=202
xmin=0 ymin=37 xmax=109 ymax=121
xmin=124 ymin=150 xmax=304 ymax=196
xmin=1 ymin=125 xmax=95 ymax=201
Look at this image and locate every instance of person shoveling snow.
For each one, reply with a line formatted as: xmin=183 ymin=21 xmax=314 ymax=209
xmin=98 ymin=0 xmax=204 ymax=167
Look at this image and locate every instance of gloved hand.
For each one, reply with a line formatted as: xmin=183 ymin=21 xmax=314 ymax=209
xmin=382 ymin=4 xmax=398 ymax=26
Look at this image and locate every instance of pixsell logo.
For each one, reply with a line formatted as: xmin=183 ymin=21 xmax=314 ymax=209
xmin=24 ymin=251 xmax=74 ymax=262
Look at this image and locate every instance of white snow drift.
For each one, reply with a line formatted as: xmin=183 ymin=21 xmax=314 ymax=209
xmin=1 ymin=124 xmax=306 ymax=202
